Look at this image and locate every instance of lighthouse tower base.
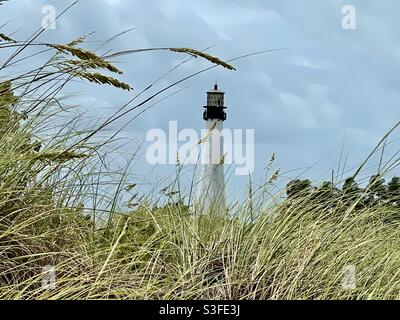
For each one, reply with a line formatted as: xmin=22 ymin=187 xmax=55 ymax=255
xmin=196 ymin=163 xmax=226 ymax=216
xmin=195 ymin=118 xmax=226 ymax=216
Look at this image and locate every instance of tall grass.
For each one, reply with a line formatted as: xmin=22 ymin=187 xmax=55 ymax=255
xmin=4 ymin=186 xmax=400 ymax=299
xmin=2 ymin=1 xmax=400 ymax=300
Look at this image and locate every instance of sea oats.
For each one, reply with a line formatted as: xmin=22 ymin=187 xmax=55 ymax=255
xmin=170 ymin=48 xmax=236 ymax=71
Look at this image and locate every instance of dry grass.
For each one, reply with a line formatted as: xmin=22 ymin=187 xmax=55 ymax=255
xmin=2 ymin=0 xmax=400 ymax=301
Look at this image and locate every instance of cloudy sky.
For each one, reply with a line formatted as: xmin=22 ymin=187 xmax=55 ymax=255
xmin=2 ymin=0 xmax=400 ymax=201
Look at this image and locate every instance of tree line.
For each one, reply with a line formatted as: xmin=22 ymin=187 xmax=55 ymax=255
xmin=285 ymin=175 xmax=400 ymax=209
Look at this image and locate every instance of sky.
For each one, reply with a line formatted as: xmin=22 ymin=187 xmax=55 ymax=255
xmin=2 ymin=0 xmax=400 ymax=203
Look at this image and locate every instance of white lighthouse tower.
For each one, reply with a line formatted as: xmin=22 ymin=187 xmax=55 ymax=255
xmin=196 ymin=83 xmax=227 ymax=215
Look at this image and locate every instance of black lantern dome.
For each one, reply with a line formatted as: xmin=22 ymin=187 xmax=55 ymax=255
xmin=203 ymin=84 xmax=227 ymax=121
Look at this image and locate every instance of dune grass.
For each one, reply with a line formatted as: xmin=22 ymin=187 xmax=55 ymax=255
xmin=3 ymin=177 xmax=400 ymax=300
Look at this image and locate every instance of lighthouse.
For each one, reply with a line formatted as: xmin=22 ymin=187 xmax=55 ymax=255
xmin=196 ymin=83 xmax=227 ymax=215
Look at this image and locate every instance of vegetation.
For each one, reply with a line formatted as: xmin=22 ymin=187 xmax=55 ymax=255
xmin=286 ymin=174 xmax=400 ymax=212
xmin=2 ymin=1 xmax=400 ymax=300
